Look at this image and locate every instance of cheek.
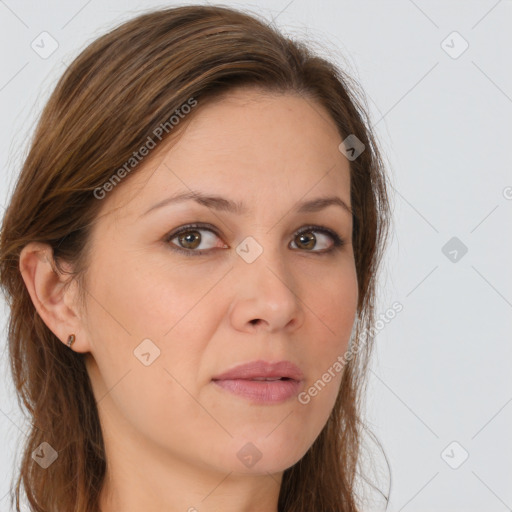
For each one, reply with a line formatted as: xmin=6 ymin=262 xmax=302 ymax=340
xmin=87 ymin=251 xmax=225 ymax=341
xmin=83 ymin=250 xmax=226 ymax=398
xmin=309 ymin=265 xmax=358 ymax=353
xmin=298 ymin=266 xmax=358 ymax=405
xmin=82 ymin=252 xmax=222 ymax=414
xmin=83 ymin=258 xmax=223 ymax=462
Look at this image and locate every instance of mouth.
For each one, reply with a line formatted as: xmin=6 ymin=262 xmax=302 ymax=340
xmin=248 ymin=377 xmax=292 ymax=381
xmin=211 ymin=360 xmax=304 ymax=404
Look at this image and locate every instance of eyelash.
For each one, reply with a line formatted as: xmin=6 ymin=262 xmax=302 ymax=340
xmin=164 ymin=222 xmax=346 ymax=257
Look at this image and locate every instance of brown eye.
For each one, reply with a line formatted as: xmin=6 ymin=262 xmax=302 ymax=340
xmin=290 ymin=227 xmax=340 ymax=252
xmin=166 ymin=223 xmax=343 ymax=257
xmin=166 ymin=224 xmax=227 ymax=256
xmin=177 ymin=230 xmax=202 ymax=250
xmin=295 ymin=231 xmax=316 ymax=250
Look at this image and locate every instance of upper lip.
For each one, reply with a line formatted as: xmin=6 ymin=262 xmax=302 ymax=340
xmin=212 ymin=360 xmax=304 ymax=381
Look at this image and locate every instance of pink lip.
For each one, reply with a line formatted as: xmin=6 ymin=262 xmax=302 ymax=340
xmin=212 ymin=360 xmax=304 ymax=404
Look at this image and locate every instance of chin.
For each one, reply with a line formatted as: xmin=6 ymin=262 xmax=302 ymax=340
xmin=216 ymin=433 xmax=312 ymax=475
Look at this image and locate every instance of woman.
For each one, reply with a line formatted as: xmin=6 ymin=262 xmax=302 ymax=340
xmin=0 ymin=5 xmax=391 ymax=511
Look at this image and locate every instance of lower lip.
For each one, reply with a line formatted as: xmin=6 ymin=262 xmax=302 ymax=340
xmin=212 ymin=378 xmax=301 ymax=403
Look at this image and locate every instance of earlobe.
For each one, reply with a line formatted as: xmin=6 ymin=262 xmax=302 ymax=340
xmin=66 ymin=334 xmax=76 ymax=348
xmin=19 ymin=242 xmax=84 ymax=351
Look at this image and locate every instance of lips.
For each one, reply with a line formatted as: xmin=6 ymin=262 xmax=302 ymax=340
xmin=211 ymin=360 xmax=304 ymax=403
xmin=211 ymin=360 xmax=304 ymax=382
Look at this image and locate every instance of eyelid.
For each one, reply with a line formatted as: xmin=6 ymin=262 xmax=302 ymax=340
xmin=291 ymin=224 xmax=344 ymax=250
xmin=164 ymin=222 xmax=345 ymax=256
xmin=165 ymin=222 xmax=222 ymax=244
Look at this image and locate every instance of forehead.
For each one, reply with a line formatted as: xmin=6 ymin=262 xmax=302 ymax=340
xmin=99 ymin=89 xmax=351 ymax=220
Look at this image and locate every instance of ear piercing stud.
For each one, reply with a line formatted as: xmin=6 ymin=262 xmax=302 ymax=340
xmin=66 ymin=334 xmax=76 ymax=348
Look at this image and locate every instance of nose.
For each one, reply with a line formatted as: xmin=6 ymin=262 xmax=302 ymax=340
xmin=228 ymin=244 xmax=305 ymax=334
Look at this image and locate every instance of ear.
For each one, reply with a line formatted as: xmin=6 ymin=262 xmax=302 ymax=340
xmin=19 ymin=242 xmax=88 ymax=353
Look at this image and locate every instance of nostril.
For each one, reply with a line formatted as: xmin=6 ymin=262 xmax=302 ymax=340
xmin=249 ymin=319 xmax=261 ymax=325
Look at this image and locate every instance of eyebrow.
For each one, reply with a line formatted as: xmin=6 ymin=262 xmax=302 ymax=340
xmin=141 ymin=190 xmax=353 ymax=217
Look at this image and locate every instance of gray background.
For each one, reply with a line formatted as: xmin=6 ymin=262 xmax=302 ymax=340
xmin=1 ymin=1 xmax=511 ymax=510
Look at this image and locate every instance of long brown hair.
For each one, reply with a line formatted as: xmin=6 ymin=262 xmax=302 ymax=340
xmin=0 ymin=5 xmax=391 ymax=511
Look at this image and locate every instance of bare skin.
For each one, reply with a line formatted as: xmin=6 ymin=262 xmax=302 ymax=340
xmin=19 ymin=88 xmax=358 ymax=512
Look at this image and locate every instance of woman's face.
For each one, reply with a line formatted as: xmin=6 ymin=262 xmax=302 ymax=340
xmin=79 ymin=88 xmax=358 ymax=478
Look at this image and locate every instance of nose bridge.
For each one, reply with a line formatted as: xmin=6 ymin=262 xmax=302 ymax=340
xmin=230 ymin=232 xmax=303 ymax=331
xmin=236 ymin=231 xmax=291 ymax=289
